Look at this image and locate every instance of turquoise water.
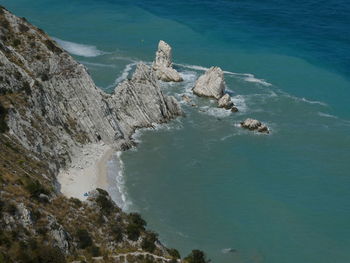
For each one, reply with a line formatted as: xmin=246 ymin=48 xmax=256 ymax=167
xmin=2 ymin=0 xmax=350 ymax=262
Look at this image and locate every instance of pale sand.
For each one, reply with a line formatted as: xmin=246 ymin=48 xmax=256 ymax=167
xmin=57 ymin=142 xmax=117 ymax=200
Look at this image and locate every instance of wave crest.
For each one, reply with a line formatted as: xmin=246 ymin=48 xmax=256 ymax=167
xmin=53 ymin=37 xmax=105 ymax=57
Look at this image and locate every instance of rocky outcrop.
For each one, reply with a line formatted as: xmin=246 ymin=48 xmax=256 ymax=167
xmin=152 ymin=40 xmax=183 ymax=82
xmin=240 ymin=118 xmax=269 ymax=133
xmin=0 ymin=8 xmax=182 ymax=174
xmin=193 ymin=66 xmax=225 ymax=99
xmin=0 ymin=7 xmax=185 ymax=261
xmin=218 ymin=94 xmax=233 ymax=109
xmin=218 ymin=94 xmax=239 ymax=112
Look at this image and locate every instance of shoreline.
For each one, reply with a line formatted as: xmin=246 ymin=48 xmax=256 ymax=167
xmin=57 ymin=142 xmax=117 ymax=200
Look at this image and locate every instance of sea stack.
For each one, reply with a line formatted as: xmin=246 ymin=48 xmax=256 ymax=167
xmin=240 ymin=118 xmax=270 ymax=133
xmin=152 ymin=40 xmax=183 ymax=82
xmin=193 ymin=66 xmax=225 ymax=99
xmin=193 ymin=67 xmax=238 ymax=112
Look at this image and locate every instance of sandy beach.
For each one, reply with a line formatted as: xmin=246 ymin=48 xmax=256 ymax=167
xmin=57 ymin=143 xmax=116 ymax=200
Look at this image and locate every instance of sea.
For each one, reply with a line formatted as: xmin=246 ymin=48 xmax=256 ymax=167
xmin=2 ymin=0 xmax=350 ymax=262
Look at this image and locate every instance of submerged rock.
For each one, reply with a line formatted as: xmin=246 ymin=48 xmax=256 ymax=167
xmin=182 ymin=94 xmax=192 ymax=103
xmin=240 ymin=118 xmax=269 ymax=133
xmin=218 ymin=94 xmax=234 ymax=110
xmin=152 ymin=40 xmax=183 ymax=82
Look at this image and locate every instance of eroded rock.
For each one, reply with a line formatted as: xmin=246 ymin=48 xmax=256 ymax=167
xmin=193 ymin=67 xmax=225 ymax=99
xmin=152 ymin=40 xmax=183 ymax=82
xmin=240 ymin=118 xmax=269 ymax=134
xmin=218 ymin=94 xmax=234 ymax=110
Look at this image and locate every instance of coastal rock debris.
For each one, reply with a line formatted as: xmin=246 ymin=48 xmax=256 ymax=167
xmin=240 ymin=118 xmax=269 ymax=133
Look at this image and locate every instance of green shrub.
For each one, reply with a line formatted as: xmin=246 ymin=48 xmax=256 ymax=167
xmin=96 ymin=194 xmax=113 ymax=215
xmin=12 ymin=39 xmax=21 ymax=47
xmin=96 ymin=188 xmax=108 ymax=196
xmin=25 ymin=179 xmax=50 ymax=199
xmin=89 ymin=245 xmax=100 ymax=257
xmin=0 ymin=103 xmax=8 ymax=133
xmin=126 ymin=223 xmax=141 ymax=241
xmin=141 ymin=232 xmax=158 ymax=253
xmin=128 ymin=213 xmax=146 ymax=229
xmin=22 ymin=81 xmax=31 ymax=95
xmin=126 ymin=213 xmax=147 ymax=241
xmin=76 ymin=229 xmax=92 ymax=249
xmin=44 ymin=39 xmax=62 ymax=54
xmin=19 ymin=244 xmax=66 ymax=263
xmin=184 ymin=250 xmax=209 ymax=263
xmin=70 ymin=197 xmax=82 ymax=208
xmin=167 ymin=248 xmax=181 ymax=259
xmin=111 ymin=223 xmax=123 ymax=242
xmin=5 ymin=203 xmax=17 ymax=216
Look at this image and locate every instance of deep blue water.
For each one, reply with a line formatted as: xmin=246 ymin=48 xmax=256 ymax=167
xmin=2 ymin=0 xmax=350 ymax=262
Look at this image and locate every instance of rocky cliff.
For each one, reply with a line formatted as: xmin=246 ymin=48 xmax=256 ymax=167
xmin=0 ymin=6 xmax=188 ymax=262
xmin=0 ymin=7 xmax=182 ymax=175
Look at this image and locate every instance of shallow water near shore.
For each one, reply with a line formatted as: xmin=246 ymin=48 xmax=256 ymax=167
xmin=3 ymin=0 xmax=350 ymax=262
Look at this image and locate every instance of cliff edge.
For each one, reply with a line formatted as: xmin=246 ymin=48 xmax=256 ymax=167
xmin=0 ymin=6 xmax=189 ymax=262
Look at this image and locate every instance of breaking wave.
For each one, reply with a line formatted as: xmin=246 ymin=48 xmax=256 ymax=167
xmin=175 ymin=63 xmax=272 ymax=86
xmin=53 ymin=37 xmax=106 ymax=57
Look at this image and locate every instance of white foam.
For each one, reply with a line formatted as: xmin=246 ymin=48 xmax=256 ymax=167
xmin=199 ymin=106 xmax=232 ymax=118
xmin=318 ymin=112 xmax=338 ymax=119
xmin=131 ymin=121 xmax=183 ymax=144
xmin=300 ymin=97 xmax=328 ymax=106
xmin=80 ymin=61 xmax=116 ymax=68
xmin=108 ymin=151 xmax=132 ymax=211
xmin=175 ymin=63 xmax=272 ymax=86
xmin=242 ymin=74 xmax=272 ymax=86
xmin=53 ymin=37 xmax=105 ymax=57
xmin=231 ymin=95 xmax=248 ymax=112
xmin=107 ymin=62 xmax=138 ymax=90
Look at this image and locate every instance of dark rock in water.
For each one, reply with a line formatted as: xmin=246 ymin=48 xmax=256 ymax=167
xmin=240 ymin=118 xmax=269 ymax=133
xmin=231 ymin=106 xmax=239 ymax=112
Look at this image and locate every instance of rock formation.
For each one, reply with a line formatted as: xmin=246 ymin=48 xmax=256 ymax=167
xmin=218 ymin=94 xmax=234 ymax=109
xmin=0 ymin=8 xmax=182 ymax=174
xmin=193 ymin=66 xmax=225 ymax=99
xmin=0 ymin=7 xmax=186 ymax=261
xmin=152 ymin=40 xmax=183 ymax=82
xmin=193 ymin=67 xmax=239 ymax=112
xmin=240 ymin=118 xmax=269 ymax=133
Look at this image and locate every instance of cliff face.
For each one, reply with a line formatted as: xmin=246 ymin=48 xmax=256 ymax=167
xmin=0 ymin=6 xmax=182 ymax=174
xmin=0 ymin=6 xmax=184 ymax=262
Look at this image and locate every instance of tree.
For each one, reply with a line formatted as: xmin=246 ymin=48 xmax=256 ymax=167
xmin=184 ymin=250 xmax=210 ymax=263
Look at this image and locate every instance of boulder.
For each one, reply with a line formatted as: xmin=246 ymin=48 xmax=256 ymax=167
xmin=193 ymin=67 xmax=225 ymax=99
xmin=231 ymin=106 xmax=239 ymax=112
xmin=182 ymin=94 xmax=191 ymax=103
xmin=152 ymin=40 xmax=183 ymax=82
xmin=240 ymin=118 xmax=269 ymax=133
xmin=218 ymin=94 xmax=234 ymax=110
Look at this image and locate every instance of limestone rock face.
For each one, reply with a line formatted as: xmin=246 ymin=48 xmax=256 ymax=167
xmin=193 ymin=67 xmax=225 ymax=99
xmin=152 ymin=40 xmax=183 ymax=82
xmin=218 ymin=94 xmax=234 ymax=109
xmin=240 ymin=118 xmax=269 ymax=133
xmin=0 ymin=9 xmax=183 ymax=174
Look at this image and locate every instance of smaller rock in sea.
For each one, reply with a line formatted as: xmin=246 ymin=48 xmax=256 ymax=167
xmin=240 ymin=118 xmax=269 ymax=133
xmin=218 ymin=94 xmax=234 ymax=110
xmin=182 ymin=94 xmax=191 ymax=103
